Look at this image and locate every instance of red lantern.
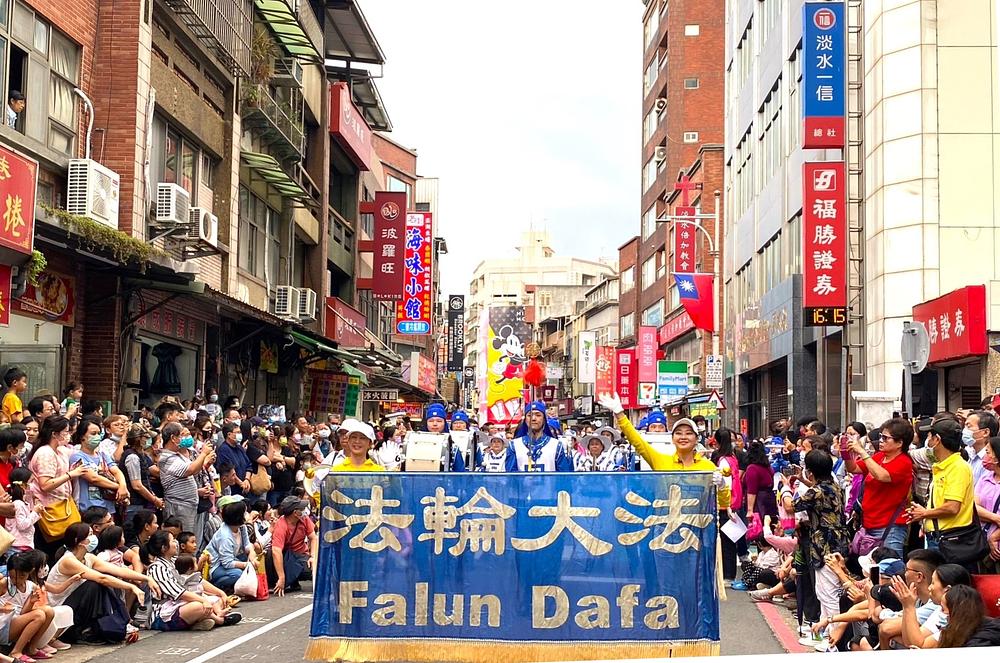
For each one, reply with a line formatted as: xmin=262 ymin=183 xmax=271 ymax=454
xmin=523 ymin=358 xmax=545 ymax=388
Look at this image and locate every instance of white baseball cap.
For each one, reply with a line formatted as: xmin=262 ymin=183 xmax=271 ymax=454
xmin=340 ymin=418 xmax=375 ymax=442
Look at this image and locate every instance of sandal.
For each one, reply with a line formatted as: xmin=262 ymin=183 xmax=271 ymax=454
xmin=15 ymin=655 xmax=38 ymax=663
xmin=227 ymin=596 xmax=241 ymax=608
xmin=28 ymin=652 xmax=51 ymax=660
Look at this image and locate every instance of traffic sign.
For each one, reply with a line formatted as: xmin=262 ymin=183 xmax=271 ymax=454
xmin=705 ymin=354 xmax=724 ymax=389
xmin=901 ymin=321 xmax=930 ymax=373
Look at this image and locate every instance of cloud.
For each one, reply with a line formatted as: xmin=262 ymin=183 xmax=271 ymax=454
xmin=360 ymin=0 xmax=643 ymax=296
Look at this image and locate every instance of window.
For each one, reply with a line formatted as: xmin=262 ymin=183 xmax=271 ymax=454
xmin=644 ymin=55 xmax=658 ymax=93
xmin=684 ymin=24 xmax=700 ymax=36
xmin=641 ymin=256 xmax=657 ymax=290
xmin=643 ymin=108 xmax=658 ymax=143
xmin=786 ymin=49 xmax=802 ymax=151
xmin=620 ymin=266 xmax=635 ymax=293
xmin=538 ymin=292 xmax=553 ymax=307
xmin=641 ymin=206 xmax=657 ymax=240
xmin=683 ymin=132 xmax=699 ymax=143
xmin=643 ymin=9 xmax=660 ymax=49
xmin=5 ymin=4 xmax=80 ymax=152
xmin=642 ymin=300 xmax=664 ymax=327
xmin=152 ymin=116 xmax=216 ymax=205
xmin=642 ymin=156 xmax=658 ymax=192
xmin=620 ymin=312 xmax=635 ymax=340
xmin=387 ymin=175 xmax=411 ymax=208
xmin=238 ymin=185 xmax=280 ymax=280
xmin=684 ymin=78 xmax=699 ymax=89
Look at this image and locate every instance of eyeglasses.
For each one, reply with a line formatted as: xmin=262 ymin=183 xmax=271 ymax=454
xmin=880 ymin=434 xmax=896 ymax=441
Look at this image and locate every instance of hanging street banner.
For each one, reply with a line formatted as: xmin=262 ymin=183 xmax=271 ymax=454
xmin=577 ymin=331 xmax=597 ymax=384
xmin=481 ymin=305 xmax=529 ymax=425
xmin=446 ymin=295 xmax=466 ymax=371
xmin=657 ymin=360 xmax=689 ymax=403
xmin=395 ymin=213 xmax=434 ymax=335
xmin=616 ymin=348 xmax=638 ymax=409
xmin=802 ymin=162 xmax=847 ymax=321
xmin=637 ymin=326 xmax=658 ymax=384
xmin=595 ymin=345 xmax=616 ymax=396
xmin=803 ymin=1 xmax=846 ymax=149
xmin=672 ymin=220 xmax=696 ymax=273
xmin=0 ymin=142 xmax=37 ymax=256
xmin=307 ymin=472 xmax=721 ymax=663
xmin=372 ymin=192 xmax=407 ymax=300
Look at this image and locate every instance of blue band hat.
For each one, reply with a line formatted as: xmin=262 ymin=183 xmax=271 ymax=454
xmin=646 ymin=410 xmax=667 ymax=426
xmin=451 ymin=411 xmax=470 ymax=425
xmin=547 ymin=417 xmax=562 ymax=435
xmin=514 ymin=401 xmax=558 ymax=439
xmin=637 ymin=416 xmax=649 ymax=431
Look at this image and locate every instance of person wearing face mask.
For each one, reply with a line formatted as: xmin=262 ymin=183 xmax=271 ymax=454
xmin=974 ymin=436 xmax=1000 ymax=571
xmin=157 ymin=423 xmax=216 ymax=542
xmin=214 ymin=422 xmax=251 ymax=496
xmin=202 ymin=389 xmax=222 ymax=422
xmin=907 ymin=418 xmax=978 ymax=571
xmin=314 ymin=423 xmax=333 ymax=458
xmin=121 ymin=424 xmax=164 ymax=520
xmin=98 ymin=415 xmax=130 ymax=464
xmin=964 ymin=411 xmax=998 ymax=486
xmin=69 ymin=418 xmax=128 ymax=515
xmin=0 ymin=426 xmax=26 ymax=491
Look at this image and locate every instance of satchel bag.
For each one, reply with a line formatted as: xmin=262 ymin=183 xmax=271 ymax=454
xmin=849 ymin=493 xmax=910 ymax=556
xmin=931 ymin=491 xmax=990 ymax=567
xmin=38 ymin=497 xmax=81 ymax=543
xmin=249 ymin=463 xmax=272 ymax=495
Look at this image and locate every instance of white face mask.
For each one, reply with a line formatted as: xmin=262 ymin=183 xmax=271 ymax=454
xmin=318 ymin=429 xmax=331 ymax=439
xmin=85 ymin=534 xmax=98 ymax=553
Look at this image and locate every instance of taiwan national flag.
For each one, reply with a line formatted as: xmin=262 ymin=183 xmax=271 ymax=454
xmin=674 ymin=273 xmax=715 ymax=333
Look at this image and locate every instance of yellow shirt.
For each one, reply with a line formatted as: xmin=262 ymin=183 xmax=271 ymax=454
xmin=618 ymin=414 xmax=731 ymax=508
xmin=2 ymin=392 xmax=22 ymax=421
xmin=331 ymin=458 xmax=385 ymax=472
xmin=927 ymin=451 xmax=975 ymax=532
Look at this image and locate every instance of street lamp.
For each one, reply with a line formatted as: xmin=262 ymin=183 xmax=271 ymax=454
xmin=655 ymin=190 xmax=723 ymax=358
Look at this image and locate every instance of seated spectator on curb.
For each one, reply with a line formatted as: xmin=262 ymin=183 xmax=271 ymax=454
xmin=0 ymin=553 xmax=56 ymax=663
xmin=204 ymin=497 xmax=262 ymax=595
xmin=891 ymin=563 xmax=973 ymax=648
xmin=266 ymin=497 xmax=316 ymax=596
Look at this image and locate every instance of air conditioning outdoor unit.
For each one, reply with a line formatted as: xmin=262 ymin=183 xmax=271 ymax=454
xmin=297 ymin=288 xmax=317 ymax=322
xmin=272 ymin=57 xmax=304 ymax=87
xmin=156 ymin=183 xmax=191 ymax=225
xmin=66 ymin=159 xmax=120 ymax=229
xmin=655 ymin=97 xmax=668 ymax=112
xmin=188 ymin=207 xmax=219 ymax=247
xmin=274 ymin=285 xmax=301 ymax=320
xmin=654 ymin=146 xmax=668 ymax=162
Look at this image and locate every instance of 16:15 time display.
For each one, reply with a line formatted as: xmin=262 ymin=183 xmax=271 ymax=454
xmin=805 ymin=307 xmax=848 ymax=327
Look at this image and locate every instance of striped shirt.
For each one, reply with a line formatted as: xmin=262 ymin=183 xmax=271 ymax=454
xmin=147 ymin=556 xmax=187 ymax=622
xmin=157 ymin=450 xmax=199 ymax=508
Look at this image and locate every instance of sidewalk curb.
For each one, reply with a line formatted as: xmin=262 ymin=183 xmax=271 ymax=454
xmin=754 ymin=601 xmax=813 ymax=653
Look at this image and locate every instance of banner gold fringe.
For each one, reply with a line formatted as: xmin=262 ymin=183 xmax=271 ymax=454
xmin=303 ymin=637 xmax=721 ymax=662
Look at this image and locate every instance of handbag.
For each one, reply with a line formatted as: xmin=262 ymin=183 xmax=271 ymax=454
xmin=38 ymin=498 xmax=81 ymax=543
xmin=234 ymin=563 xmax=258 ymax=598
xmin=745 ymin=512 xmax=763 ymax=540
xmin=254 ymin=553 xmax=269 ymax=601
xmin=931 ymin=490 xmax=990 ymax=567
xmin=849 ymin=494 xmax=910 ymax=556
xmin=249 ymin=463 xmax=272 ymax=495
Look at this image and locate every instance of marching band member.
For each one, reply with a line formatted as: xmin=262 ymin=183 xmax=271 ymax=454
xmin=574 ymin=434 xmax=620 ymax=472
xmin=510 ymin=401 xmax=574 ymax=472
xmin=423 ymin=403 xmax=466 ymax=472
xmin=449 ymin=410 xmax=482 ymax=470
xmin=479 ymin=436 xmax=517 ymax=472
xmin=646 ymin=410 xmax=669 ymax=433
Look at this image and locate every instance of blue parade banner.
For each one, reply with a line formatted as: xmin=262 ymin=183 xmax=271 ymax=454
xmin=307 ymin=472 xmax=720 ymax=662
xmin=803 ymin=0 xmax=846 ymax=148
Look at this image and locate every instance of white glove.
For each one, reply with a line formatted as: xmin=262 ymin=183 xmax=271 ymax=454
xmin=598 ymin=393 xmax=624 ymax=416
xmin=712 ymin=471 xmax=725 ymax=488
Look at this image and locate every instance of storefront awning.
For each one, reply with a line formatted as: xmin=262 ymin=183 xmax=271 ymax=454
xmin=240 ymin=151 xmax=311 ymax=203
xmin=255 ymin=0 xmax=322 ymax=62
xmin=288 ymin=330 xmax=370 ymax=383
xmin=323 ymin=1 xmax=385 ymax=64
xmin=340 ymin=362 xmax=369 ymax=385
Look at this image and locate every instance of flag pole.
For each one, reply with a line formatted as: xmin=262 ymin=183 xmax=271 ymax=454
xmin=712 ymin=190 xmax=721 ymax=357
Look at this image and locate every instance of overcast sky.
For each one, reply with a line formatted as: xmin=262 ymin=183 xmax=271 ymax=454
xmin=360 ymin=0 xmax=644 ymax=297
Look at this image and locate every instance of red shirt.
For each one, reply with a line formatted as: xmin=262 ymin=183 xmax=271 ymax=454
xmin=860 ymin=451 xmax=913 ymax=529
xmin=271 ymin=515 xmax=315 ymax=555
xmin=0 ymin=459 xmax=15 ymax=491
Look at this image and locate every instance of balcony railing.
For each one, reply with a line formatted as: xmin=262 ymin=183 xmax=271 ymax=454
xmin=241 ymin=84 xmax=304 ymax=160
xmin=163 ymin=0 xmax=253 ymax=77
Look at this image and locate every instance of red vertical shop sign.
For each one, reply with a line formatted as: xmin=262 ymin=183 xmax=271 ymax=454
xmin=394 ymin=213 xmax=434 ymax=335
xmin=372 ymin=192 xmax=407 ymax=300
xmin=595 ymin=346 xmax=616 ymax=396
xmin=637 ymin=326 xmax=657 ymax=383
xmin=0 ymin=264 xmax=11 ymax=327
xmin=673 ymin=220 xmax=697 ymax=273
xmin=0 ymin=143 xmax=38 ymax=255
xmin=802 ymin=162 xmax=847 ymax=308
xmin=616 ymin=349 xmax=638 ymax=409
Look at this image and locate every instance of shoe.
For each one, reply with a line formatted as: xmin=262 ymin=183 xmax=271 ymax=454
xmin=48 ymin=642 xmax=70 ymax=652
xmin=756 ymin=583 xmax=769 ymax=590
xmin=191 ymin=618 xmax=216 ymax=631
xmin=14 ymin=655 xmax=38 ymax=663
xmin=799 ymin=631 xmax=824 ymax=647
xmin=287 ymin=582 xmax=303 ymax=593
xmin=749 ymin=589 xmax=772 ymax=602
xmin=223 ymin=613 xmax=243 ymax=627
xmin=815 ymin=640 xmax=836 ymax=652
xmin=772 ymin=595 xmax=785 ymax=603
xmin=38 ymin=648 xmax=57 ymax=656
xmin=27 ymin=652 xmax=51 ymax=661
xmin=731 ymin=580 xmax=748 ymax=591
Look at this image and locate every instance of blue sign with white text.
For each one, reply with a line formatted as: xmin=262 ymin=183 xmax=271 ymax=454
xmin=803 ymin=0 xmax=846 ymax=148
xmin=308 ymin=472 xmax=720 ymax=662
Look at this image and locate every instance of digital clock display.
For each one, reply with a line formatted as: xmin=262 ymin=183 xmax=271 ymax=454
xmin=805 ymin=307 xmax=848 ymax=327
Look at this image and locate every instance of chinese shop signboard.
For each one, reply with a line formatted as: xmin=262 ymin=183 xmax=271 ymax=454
xmin=673 ymin=220 xmax=697 ymax=273
xmin=637 ymin=326 xmax=658 ymax=383
xmin=616 ymin=348 xmax=638 ymax=409
xmin=802 ymin=161 xmax=847 ymax=324
xmin=803 ymin=1 xmax=846 ymax=149
xmin=595 ymin=346 xmax=616 ymax=396
xmin=0 ymin=143 xmax=37 ymax=255
xmin=394 ymin=213 xmax=434 ymax=335
xmin=372 ymin=191 xmax=407 ymax=301
xmin=912 ymin=286 xmax=988 ymax=364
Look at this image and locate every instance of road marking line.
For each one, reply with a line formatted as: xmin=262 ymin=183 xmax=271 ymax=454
xmin=184 ymin=604 xmax=313 ymax=663
xmin=754 ymin=601 xmax=811 ymax=653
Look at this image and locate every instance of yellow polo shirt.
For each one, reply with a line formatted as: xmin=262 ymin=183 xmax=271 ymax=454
xmin=2 ymin=392 xmax=22 ymax=421
xmin=331 ymin=458 xmax=385 ymax=472
xmin=618 ymin=414 xmax=731 ymax=507
xmin=927 ymin=451 xmax=974 ymax=532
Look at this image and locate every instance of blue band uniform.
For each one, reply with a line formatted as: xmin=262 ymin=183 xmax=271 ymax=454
xmin=307 ymin=472 xmax=721 ymax=662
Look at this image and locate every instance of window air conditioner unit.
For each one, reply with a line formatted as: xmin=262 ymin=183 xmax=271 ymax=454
xmin=297 ymin=288 xmax=317 ymax=322
xmin=654 ymin=146 xmax=668 ymax=162
xmin=156 ymin=183 xmax=190 ymax=225
xmin=188 ymin=207 xmax=219 ymax=247
xmin=274 ymin=285 xmax=301 ymax=319
xmin=66 ymin=159 xmax=120 ymax=229
xmin=272 ymin=57 xmax=304 ymax=87
xmin=655 ymin=97 xmax=668 ymax=112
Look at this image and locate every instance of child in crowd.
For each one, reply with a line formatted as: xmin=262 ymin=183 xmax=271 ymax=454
xmin=6 ymin=468 xmax=42 ymax=553
xmin=0 ymin=553 xmax=57 ymax=662
xmin=174 ymin=555 xmax=231 ymax=606
xmin=59 ymin=384 xmax=82 ymax=418
xmin=161 ymin=517 xmax=183 ymax=540
xmin=740 ymin=536 xmax=783 ymax=589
